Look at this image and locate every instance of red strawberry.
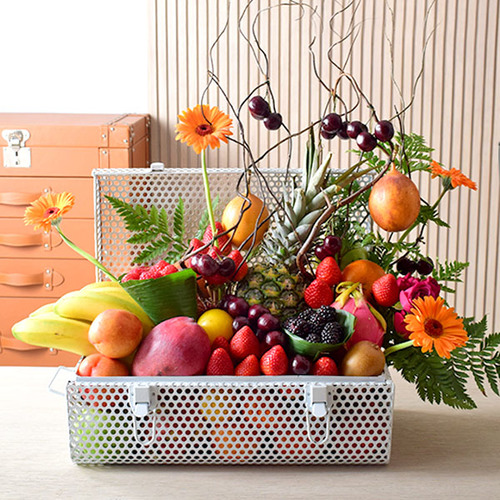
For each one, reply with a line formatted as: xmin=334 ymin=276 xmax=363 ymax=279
xmin=316 ymin=256 xmax=342 ymax=286
xmin=185 ymin=238 xmax=207 ymax=268
xmin=203 ymin=222 xmax=231 ymax=255
xmin=260 ymin=345 xmax=288 ymax=376
xmin=304 ymin=279 xmax=334 ymax=308
xmin=372 ymin=273 xmax=399 ymax=307
xmin=211 ymin=336 xmax=230 ymax=352
xmin=228 ymin=249 xmax=248 ymax=281
xmin=312 ymin=357 xmax=339 ymax=376
xmin=206 ymin=348 xmax=234 ymax=375
xmin=122 ymin=266 xmax=147 ymax=282
xmin=139 ymin=269 xmax=160 ymax=280
xmin=235 ymin=354 xmax=261 ymax=376
xmin=229 ymin=326 xmax=260 ymax=361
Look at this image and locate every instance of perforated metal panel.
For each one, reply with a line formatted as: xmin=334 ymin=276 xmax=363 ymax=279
xmin=67 ymin=373 xmax=394 ymax=465
xmin=92 ymin=166 xmax=371 ymax=279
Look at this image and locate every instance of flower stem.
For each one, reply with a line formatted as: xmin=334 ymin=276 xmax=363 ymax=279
xmin=396 ymin=186 xmax=450 ymax=245
xmin=200 ymin=149 xmax=218 ymax=247
xmin=384 ymin=340 xmax=414 ymax=357
xmin=55 ymin=226 xmax=118 ymax=282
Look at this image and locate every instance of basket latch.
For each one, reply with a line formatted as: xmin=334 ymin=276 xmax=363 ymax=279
xmin=130 ymin=385 xmax=153 ymax=417
xmin=306 ymin=384 xmax=328 ymax=418
xmin=305 ymin=383 xmax=330 ymax=445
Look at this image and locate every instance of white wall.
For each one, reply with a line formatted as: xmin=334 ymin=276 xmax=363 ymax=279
xmin=0 ymin=0 xmax=149 ymax=114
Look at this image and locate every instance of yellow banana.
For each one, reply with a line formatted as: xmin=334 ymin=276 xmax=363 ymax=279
xmin=29 ymin=303 xmax=56 ymax=317
xmin=81 ymin=280 xmax=122 ymax=292
xmin=54 ymin=289 xmax=154 ymax=334
xmin=12 ymin=312 xmax=96 ymax=356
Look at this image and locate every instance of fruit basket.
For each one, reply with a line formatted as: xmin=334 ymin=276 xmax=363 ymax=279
xmin=60 ymin=165 xmax=394 ymax=466
xmin=66 ymin=372 xmax=394 ymax=465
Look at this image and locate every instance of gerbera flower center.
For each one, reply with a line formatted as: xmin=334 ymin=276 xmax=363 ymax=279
xmin=195 ymin=123 xmax=214 ymax=136
xmin=43 ymin=207 xmax=60 ymax=218
xmin=424 ymin=318 xmax=443 ymax=338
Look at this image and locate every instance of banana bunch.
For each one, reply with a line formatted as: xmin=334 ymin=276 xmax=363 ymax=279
xmin=12 ymin=281 xmax=154 ymax=356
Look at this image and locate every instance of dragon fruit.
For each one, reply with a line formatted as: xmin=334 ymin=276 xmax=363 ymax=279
xmin=332 ymin=282 xmax=386 ymax=349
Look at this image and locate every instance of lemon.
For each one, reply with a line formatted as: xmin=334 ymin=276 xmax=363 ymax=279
xmin=197 ymin=308 xmax=234 ymax=343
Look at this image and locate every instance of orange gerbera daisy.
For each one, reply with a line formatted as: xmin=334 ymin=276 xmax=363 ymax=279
xmin=430 ymin=160 xmax=477 ymax=190
xmin=404 ymin=295 xmax=468 ymax=358
xmin=24 ymin=192 xmax=75 ymax=232
xmin=175 ymin=104 xmax=232 ymax=155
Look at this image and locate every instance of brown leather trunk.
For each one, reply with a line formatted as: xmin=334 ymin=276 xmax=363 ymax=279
xmin=0 ymin=113 xmax=150 ymax=366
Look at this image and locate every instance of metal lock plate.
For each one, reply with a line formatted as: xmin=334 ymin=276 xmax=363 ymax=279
xmin=2 ymin=129 xmax=31 ymax=168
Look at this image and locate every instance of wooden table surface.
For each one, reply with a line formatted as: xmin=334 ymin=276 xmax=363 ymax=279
xmin=1 ymin=366 xmax=499 ymax=500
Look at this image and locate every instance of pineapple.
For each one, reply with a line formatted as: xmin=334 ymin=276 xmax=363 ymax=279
xmin=237 ymin=128 xmax=339 ymax=319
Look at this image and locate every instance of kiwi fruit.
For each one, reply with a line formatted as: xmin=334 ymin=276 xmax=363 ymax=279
xmin=340 ymin=340 xmax=385 ymax=377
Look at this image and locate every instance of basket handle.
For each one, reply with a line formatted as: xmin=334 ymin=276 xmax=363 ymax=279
xmin=48 ymin=366 xmax=77 ymax=397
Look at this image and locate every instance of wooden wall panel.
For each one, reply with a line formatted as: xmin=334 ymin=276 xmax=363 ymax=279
xmin=149 ymin=0 xmax=500 ymax=331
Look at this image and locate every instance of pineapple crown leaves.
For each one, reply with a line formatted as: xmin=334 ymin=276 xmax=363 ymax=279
xmin=105 ymin=195 xmax=187 ymax=264
xmin=275 ymin=128 xmax=334 ymax=248
xmin=386 ymin=315 xmax=500 ymax=409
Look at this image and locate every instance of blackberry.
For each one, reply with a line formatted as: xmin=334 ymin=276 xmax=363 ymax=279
xmin=297 ymin=308 xmax=314 ymax=321
xmin=316 ymin=305 xmax=338 ymax=324
xmin=284 ymin=317 xmax=310 ymax=338
xmin=308 ymin=322 xmax=324 ymax=337
xmin=305 ymin=332 xmax=322 ymax=343
xmin=321 ymin=322 xmax=345 ymax=345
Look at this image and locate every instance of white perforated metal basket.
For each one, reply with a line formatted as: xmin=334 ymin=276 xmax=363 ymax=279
xmin=67 ymin=372 xmax=394 ymax=465
xmin=62 ymin=165 xmax=395 ymax=465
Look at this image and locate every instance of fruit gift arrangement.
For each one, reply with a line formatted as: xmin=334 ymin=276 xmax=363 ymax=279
xmin=13 ymin=3 xmax=500 ymax=412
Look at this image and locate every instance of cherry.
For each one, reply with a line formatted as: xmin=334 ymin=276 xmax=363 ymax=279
xmin=226 ymin=297 xmax=250 ymax=318
xmin=291 ymin=354 xmax=311 ymax=375
xmin=321 ymin=113 xmax=342 ymax=133
xmin=257 ymin=313 xmax=280 ymax=332
xmin=248 ymin=304 xmax=270 ymax=325
xmin=264 ymin=112 xmax=283 ymax=130
xmin=263 ymin=330 xmax=285 ymax=349
xmin=356 ymin=132 xmax=377 ymax=152
xmin=248 ymin=96 xmax=270 ymax=120
xmin=218 ymin=257 xmax=236 ymax=277
xmin=323 ymin=235 xmax=342 ymax=255
xmin=374 ymin=120 xmax=394 ymax=142
xmin=233 ymin=316 xmax=251 ymax=332
xmin=315 ymin=245 xmax=331 ymax=261
xmin=346 ymin=121 xmax=367 ymax=139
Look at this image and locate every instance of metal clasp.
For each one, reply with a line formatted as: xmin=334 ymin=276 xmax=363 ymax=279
xmin=305 ymin=383 xmax=330 ymax=445
xmin=2 ymin=129 xmax=31 ymax=168
xmin=130 ymin=385 xmax=157 ymax=446
xmin=150 ymin=162 xmax=165 ymax=172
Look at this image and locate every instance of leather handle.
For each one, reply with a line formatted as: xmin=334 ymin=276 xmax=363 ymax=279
xmin=0 ymin=271 xmax=45 ymax=287
xmin=0 ymin=233 xmax=43 ymax=247
xmin=0 ymin=191 xmax=41 ymax=206
xmin=0 ymin=336 xmax=47 ymax=352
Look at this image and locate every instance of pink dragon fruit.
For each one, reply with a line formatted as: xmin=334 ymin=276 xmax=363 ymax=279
xmin=332 ymin=282 xmax=386 ymax=349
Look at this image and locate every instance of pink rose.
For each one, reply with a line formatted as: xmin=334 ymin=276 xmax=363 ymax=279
xmin=399 ymin=277 xmax=441 ymax=312
xmin=397 ymin=273 xmax=419 ymax=291
xmin=393 ymin=311 xmax=411 ymax=338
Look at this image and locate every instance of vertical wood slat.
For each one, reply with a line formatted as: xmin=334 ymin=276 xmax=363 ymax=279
xmin=149 ymin=0 xmax=500 ymax=332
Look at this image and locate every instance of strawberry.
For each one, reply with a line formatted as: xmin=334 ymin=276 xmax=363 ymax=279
xmin=372 ymin=273 xmax=399 ymax=307
xmin=203 ymin=222 xmax=231 ymax=255
xmin=260 ymin=345 xmax=288 ymax=376
xmin=312 ymin=357 xmax=339 ymax=376
xmin=316 ymin=256 xmax=342 ymax=286
xmin=211 ymin=336 xmax=230 ymax=352
xmin=228 ymin=249 xmax=248 ymax=281
xmin=139 ymin=269 xmax=160 ymax=280
xmin=304 ymin=279 xmax=334 ymax=308
xmin=235 ymin=354 xmax=260 ymax=376
xmin=229 ymin=326 xmax=260 ymax=361
xmin=206 ymin=348 xmax=234 ymax=375
xmin=122 ymin=266 xmax=147 ymax=282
